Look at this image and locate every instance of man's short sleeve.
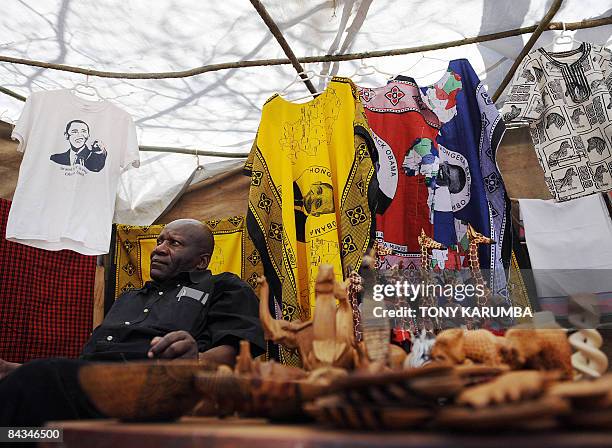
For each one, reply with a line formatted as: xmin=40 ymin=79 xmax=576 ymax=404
xmin=501 ymin=56 xmax=545 ymax=123
xmin=11 ymin=93 xmax=37 ymax=153
xmin=196 ymin=273 xmax=266 ymax=357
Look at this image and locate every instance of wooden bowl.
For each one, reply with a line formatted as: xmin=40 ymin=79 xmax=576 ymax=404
xmin=78 ymin=360 xmax=213 ymax=421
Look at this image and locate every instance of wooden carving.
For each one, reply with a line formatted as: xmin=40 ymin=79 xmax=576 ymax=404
xmin=258 ymin=265 xmax=357 ymax=370
xmin=431 ymin=328 xmax=573 ymax=378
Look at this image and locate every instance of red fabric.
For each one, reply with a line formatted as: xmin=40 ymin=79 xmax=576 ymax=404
xmin=0 ymin=198 xmax=96 ymax=362
xmin=366 ymin=108 xmax=437 ymax=253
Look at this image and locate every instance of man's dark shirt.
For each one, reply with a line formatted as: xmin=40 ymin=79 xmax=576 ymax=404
xmin=80 ymin=270 xmax=265 ymax=361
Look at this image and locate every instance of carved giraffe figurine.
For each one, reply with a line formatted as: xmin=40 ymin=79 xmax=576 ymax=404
xmin=465 ymin=224 xmax=496 ymax=307
xmin=465 ymin=224 xmax=496 ymax=329
xmin=418 ymin=229 xmax=446 ymax=270
xmin=372 ymin=240 xmax=393 ymax=269
xmin=417 ymin=229 xmax=446 ymax=333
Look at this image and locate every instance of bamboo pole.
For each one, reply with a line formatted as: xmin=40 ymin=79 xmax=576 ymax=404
xmin=0 ymin=17 xmax=609 ymax=80
xmin=491 ymin=0 xmax=565 ymax=102
xmin=249 ymin=0 xmax=317 ymax=95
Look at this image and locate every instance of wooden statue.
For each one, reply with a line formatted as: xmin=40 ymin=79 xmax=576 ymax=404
xmin=257 ymin=265 xmax=357 ymax=370
xmin=465 ymin=224 xmax=495 ymax=308
xmin=430 ymin=328 xmax=573 ymax=378
xmin=418 ymin=229 xmax=446 ymax=270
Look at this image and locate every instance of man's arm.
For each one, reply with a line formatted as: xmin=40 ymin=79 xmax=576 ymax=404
xmin=147 ymin=330 xmax=237 ymax=366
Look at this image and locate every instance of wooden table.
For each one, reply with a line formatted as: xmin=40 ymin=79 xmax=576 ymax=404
xmin=42 ymin=417 xmax=612 ymax=448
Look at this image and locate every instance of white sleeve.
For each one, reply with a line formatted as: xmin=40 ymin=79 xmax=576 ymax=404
xmin=121 ymin=115 xmax=140 ymax=170
xmin=11 ymin=94 xmax=36 ymax=153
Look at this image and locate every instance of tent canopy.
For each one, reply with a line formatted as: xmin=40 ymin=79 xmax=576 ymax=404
xmin=0 ymin=0 xmax=610 ymax=223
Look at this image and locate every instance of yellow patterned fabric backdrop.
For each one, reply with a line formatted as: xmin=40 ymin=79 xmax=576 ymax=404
xmin=113 ymin=216 xmax=263 ymax=299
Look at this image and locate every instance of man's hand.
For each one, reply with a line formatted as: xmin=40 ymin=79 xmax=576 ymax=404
xmin=148 ymin=330 xmax=198 ymax=359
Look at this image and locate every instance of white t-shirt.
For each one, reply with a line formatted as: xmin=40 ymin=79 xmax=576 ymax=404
xmin=6 ymin=89 xmax=140 ymax=255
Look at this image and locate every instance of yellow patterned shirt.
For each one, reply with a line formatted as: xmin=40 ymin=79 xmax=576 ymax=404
xmin=245 ymin=77 xmax=377 ymax=328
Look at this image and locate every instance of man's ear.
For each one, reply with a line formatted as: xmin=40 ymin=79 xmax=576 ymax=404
xmin=197 ymin=253 xmax=211 ymax=270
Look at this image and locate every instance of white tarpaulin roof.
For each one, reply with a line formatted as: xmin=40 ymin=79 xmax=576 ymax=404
xmin=0 ymin=0 xmax=610 ymax=223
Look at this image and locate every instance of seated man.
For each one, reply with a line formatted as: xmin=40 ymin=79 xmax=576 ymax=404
xmin=0 ymin=218 xmax=265 ymax=426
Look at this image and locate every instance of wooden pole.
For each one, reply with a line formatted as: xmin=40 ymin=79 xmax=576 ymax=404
xmin=0 ymin=17 xmax=609 ymax=80
xmin=491 ymin=0 xmax=565 ymax=102
xmin=249 ymin=0 xmax=317 ymax=95
xmin=139 ymin=145 xmax=248 ymax=158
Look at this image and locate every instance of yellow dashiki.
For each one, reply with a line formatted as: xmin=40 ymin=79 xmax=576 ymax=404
xmin=112 ymin=216 xmax=263 ymax=299
xmin=245 ymin=77 xmax=377 ymax=347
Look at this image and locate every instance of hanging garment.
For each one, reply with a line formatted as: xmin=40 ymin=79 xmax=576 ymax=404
xmin=519 ymin=195 xmax=612 ymax=322
xmin=357 ymin=77 xmax=441 ymax=269
xmin=502 ymin=42 xmax=612 ymax=202
xmin=6 ymin=89 xmax=140 ymax=255
xmin=0 ymin=198 xmax=96 ymax=363
xmin=417 ymin=59 xmax=511 ymax=298
xmin=244 ymin=77 xmax=377 ymax=343
xmin=110 ymin=216 xmax=264 ymax=300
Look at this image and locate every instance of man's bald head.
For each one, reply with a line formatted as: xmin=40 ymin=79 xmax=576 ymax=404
xmin=164 ymin=219 xmax=214 ymax=255
xmin=149 ymin=219 xmax=215 ymax=282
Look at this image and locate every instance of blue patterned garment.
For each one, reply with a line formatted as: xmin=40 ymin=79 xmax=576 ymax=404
xmin=409 ymin=59 xmax=511 ymax=299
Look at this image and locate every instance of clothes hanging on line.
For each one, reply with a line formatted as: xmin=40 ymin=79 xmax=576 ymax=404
xmin=502 ymin=42 xmax=612 ymax=202
xmin=0 ymin=198 xmax=97 ymax=363
xmin=417 ymin=59 xmax=511 ymax=299
xmin=244 ymin=77 xmax=378 ymax=365
xmin=357 ymin=77 xmax=441 ymax=269
xmin=6 ymin=89 xmax=140 ymax=255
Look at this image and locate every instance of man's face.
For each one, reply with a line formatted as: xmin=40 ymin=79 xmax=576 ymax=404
xmin=66 ymin=123 xmax=89 ymax=150
xmin=149 ymin=224 xmax=206 ymax=282
xmin=303 ymin=182 xmax=335 ymax=216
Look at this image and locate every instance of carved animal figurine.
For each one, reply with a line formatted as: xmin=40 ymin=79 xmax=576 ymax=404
xmin=431 ymin=328 xmax=573 ymax=378
xmin=505 ymin=328 xmax=573 ymax=378
xmin=417 ymin=230 xmax=446 ymax=333
xmin=568 ymin=293 xmax=609 ymax=379
xmin=418 ymin=229 xmax=446 ymax=270
xmin=430 ymin=328 xmax=513 ymax=367
xmin=258 ymin=276 xmax=314 ymax=355
xmin=405 ymin=329 xmax=437 ymax=368
xmin=466 ymin=224 xmax=495 ymax=308
xmin=257 ymin=266 xmax=357 ymax=370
